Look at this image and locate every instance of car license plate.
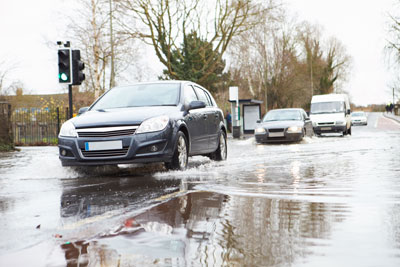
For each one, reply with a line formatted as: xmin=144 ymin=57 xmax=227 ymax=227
xmin=85 ymin=140 xmax=122 ymax=151
xmin=269 ymin=132 xmax=284 ymax=137
xmin=321 ymin=127 xmax=332 ymax=131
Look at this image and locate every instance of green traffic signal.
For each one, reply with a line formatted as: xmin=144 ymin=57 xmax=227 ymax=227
xmin=58 ymin=49 xmax=71 ymax=84
xmin=59 ymin=73 xmax=69 ymax=81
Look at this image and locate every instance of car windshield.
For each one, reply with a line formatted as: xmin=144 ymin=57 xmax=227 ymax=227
xmin=91 ymin=83 xmax=180 ymax=110
xmin=351 ymin=112 xmax=365 ymax=117
xmin=263 ymin=110 xmax=302 ymax=122
xmin=310 ymin=101 xmax=345 ymax=114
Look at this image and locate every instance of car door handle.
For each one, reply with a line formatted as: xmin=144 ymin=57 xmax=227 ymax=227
xmin=214 ymin=112 xmax=219 ymax=119
xmin=203 ymin=114 xmax=208 ymax=120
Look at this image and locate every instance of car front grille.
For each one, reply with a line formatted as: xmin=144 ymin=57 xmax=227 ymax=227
xmin=268 ymin=128 xmax=284 ymax=132
xmin=81 ymin=147 xmax=129 ymax=158
xmin=317 ymin=122 xmax=334 ymax=126
xmin=77 ymin=126 xmax=138 ymax=138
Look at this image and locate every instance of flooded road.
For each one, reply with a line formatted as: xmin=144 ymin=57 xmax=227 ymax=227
xmin=0 ymin=112 xmax=399 ymax=266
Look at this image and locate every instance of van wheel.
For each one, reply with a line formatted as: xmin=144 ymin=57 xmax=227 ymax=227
xmin=209 ymin=131 xmax=227 ymax=161
xmin=165 ymin=131 xmax=188 ymax=170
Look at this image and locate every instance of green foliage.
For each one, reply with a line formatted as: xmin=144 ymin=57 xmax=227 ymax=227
xmin=0 ymin=143 xmax=14 ymax=152
xmin=160 ymin=31 xmax=227 ymax=93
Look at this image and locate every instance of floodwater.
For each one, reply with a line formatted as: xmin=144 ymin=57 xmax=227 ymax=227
xmin=0 ymin=112 xmax=399 ymax=266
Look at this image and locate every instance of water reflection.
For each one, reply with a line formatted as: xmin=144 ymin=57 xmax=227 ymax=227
xmin=60 ymin=175 xmax=184 ymax=223
xmin=62 ymin=191 xmax=349 ymax=266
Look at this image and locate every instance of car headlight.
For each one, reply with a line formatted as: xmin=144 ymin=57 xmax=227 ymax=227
xmin=136 ymin=115 xmax=169 ymax=134
xmin=59 ymin=120 xmax=77 ymax=137
xmin=312 ymin=121 xmax=317 ymax=127
xmin=336 ymin=120 xmax=345 ymax=125
xmin=287 ymin=126 xmax=302 ymax=133
xmin=255 ymin=127 xmax=266 ymax=134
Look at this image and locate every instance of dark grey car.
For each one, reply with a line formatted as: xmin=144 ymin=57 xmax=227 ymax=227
xmin=58 ymin=81 xmax=227 ymax=170
xmin=254 ymin=108 xmax=313 ymax=143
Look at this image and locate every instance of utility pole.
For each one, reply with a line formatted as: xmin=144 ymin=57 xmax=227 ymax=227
xmin=310 ymin=56 xmax=314 ymax=97
xmin=109 ymin=0 xmax=115 ymax=89
xmin=393 ymin=87 xmax=395 ymax=105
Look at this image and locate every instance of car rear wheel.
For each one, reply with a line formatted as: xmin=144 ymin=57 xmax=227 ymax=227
xmin=165 ymin=131 xmax=188 ymax=170
xmin=209 ymin=131 xmax=227 ymax=161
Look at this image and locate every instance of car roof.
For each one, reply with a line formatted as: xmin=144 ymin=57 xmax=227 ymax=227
xmin=115 ymin=80 xmax=189 ymax=87
xmin=268 ymin=108 xmax=304 ymax=112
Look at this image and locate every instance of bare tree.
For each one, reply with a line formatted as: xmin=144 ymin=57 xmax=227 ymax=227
xmin=229 ymin=12 xmax=351 ymax=112
xmin=67 ymin=0 xmax=143 ymax=99
xmin=385 ymin=1 xmax=400 ymax=101
xmin=116 ymin=0 xmax=277 ymax=88
xmin=0 ymin=60 xmax=18 ymax=96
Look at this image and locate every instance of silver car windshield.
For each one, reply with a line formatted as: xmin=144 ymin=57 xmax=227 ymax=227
xmin=310 ymin=101 xmax=345 ymax=114
xmin=351 ymin=112 xmax=365 ymax=117
xmin=91 ymin=83 xmax=180 ymax=110
xmin=263 ymin=110 xmax=302 ymax=121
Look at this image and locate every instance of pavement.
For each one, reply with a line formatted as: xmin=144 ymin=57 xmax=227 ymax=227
xmin=383 ymin=112 xmax=400 ymax=123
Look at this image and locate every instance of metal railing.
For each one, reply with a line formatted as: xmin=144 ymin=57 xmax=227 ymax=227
xmin=11 ymin=107 xmax=69 ymax=146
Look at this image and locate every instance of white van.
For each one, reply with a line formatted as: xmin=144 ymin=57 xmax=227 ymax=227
xmin=309 ymin=94 xmax=351 ymax=136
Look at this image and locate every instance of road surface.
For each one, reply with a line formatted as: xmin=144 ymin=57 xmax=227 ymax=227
xmin=0 ymin=112 xmax=399 ymax=266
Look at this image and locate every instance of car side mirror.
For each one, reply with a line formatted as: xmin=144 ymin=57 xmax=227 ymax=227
xmin=78 ymin=106 xmax=89 ymax=115
xmin=188 ymin=100 xmax=206 ymax=110
xmin=256 ymin=119 xmax=261 ymax=123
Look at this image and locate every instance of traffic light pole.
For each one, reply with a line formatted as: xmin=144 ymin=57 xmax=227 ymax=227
xmin=68 ymin=84 xmax=73 ymax=119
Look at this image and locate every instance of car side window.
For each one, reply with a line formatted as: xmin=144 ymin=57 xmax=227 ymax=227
xmin=194 ymin=86 xmax=211 ymax=106
xmin=184 ymin=85 xmax=199 ymax=106
xmin=204 ymin=90 xmax=215 ymax=107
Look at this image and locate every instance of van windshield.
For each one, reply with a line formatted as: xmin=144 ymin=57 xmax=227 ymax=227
xmin=310 ymin=101 xmax=345 ymax=114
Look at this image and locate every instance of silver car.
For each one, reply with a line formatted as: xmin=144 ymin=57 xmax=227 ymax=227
xmin=351 ymin=111 xmax=368 ymax=126
xmin=255 ymin=108 xmax=313 ymax=143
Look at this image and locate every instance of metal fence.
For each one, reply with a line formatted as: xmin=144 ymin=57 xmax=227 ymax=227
xmin=0 ymin=102 xmax=13 ymax=148
xmin=12 ymin=107 xmax=69 ymax=146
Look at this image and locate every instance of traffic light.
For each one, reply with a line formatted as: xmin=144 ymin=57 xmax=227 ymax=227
xmin=58 ymin=49 xmax=72 ymax=84
xmin=71 ymin=50 xmax=85 ymax=85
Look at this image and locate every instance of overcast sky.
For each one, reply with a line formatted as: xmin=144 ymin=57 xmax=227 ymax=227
xmin=0 ymin=0 xmax=397 ymax=106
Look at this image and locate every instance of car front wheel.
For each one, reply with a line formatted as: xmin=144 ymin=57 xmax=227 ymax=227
xmin=209 ymin=131 xmax=227 ymax=161
xmin=165 ymin=131 xmax=188 ymax=170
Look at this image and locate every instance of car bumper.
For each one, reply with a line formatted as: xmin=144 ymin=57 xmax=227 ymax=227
xmin=313 ymin=125 xmax=346 ymax=134
xmin=351 ymin=121 xmax=367 ymax=125
xmin=255 ymin=132 xmax=303 ymax=143
xmin=58 ymin=127 xmax=176 ymax=166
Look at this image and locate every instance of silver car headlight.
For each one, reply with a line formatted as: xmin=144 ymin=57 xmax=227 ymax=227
xmin=59 ymin=120 xmax=77 ymax=137
xmin=136 ymin=115 xmax=169 ymax=134
xmin=336 ymin=120 xmax=345 ymax=125
xmin=287 ymin=126 xmax=302 ymax=133
xmin=255 ymin=127 xmax=266 ymax=134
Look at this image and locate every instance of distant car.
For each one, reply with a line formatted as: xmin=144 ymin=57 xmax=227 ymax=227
xmin=58 ymin=81 xmax=227 ymax=170
xmin=254 ymin=108 xmax=313 ymax=143
xmin=351 ymin=111 xmax=368 ymax=125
